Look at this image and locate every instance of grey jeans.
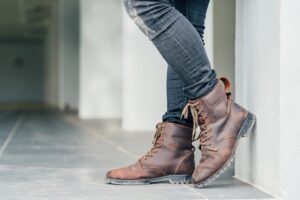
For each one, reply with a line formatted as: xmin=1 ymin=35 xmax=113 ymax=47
xmin=124 ymin=0 xmax=218 ymax=127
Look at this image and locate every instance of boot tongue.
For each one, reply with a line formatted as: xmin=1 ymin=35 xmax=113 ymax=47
xmin=181 ymin=102 xmax=200 ymax=141
xmin=181 ymin=100 xmax=212 ymax=148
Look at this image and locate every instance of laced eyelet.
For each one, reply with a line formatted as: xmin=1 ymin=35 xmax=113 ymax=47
xmin=182 ymin=102 xmax=213 ymax=147
xmin=143 ymin=123 xmax=165 ymax=160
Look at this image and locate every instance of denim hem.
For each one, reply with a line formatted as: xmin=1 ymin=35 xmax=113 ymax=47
xmin=182 ymin=70 xmax=218 ymax=100
xmin=163 ymin=118 xmax=193 ymax=128
xmin=162 ymin=112 xmax=193 ymax=127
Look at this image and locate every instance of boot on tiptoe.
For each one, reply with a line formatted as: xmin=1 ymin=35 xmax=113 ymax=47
xmin=105 ymin=122 xmax=195 ymax=185
xmin=181 ymin=77 xmax=256 ymax=188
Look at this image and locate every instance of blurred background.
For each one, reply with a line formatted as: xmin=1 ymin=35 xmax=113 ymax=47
xmin=0 ymin=0 xmax=236 ymax=130
xmin=0 ymin=0 xmax=299 ymax=199
xmin=0 ymin=0 xmax=80 ymax=112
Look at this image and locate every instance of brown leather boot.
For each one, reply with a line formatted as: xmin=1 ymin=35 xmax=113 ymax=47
xmin=105 ymin=122 xmax=195 ymax=185
xmin=181 ymin=77 xmax=256 ymax=188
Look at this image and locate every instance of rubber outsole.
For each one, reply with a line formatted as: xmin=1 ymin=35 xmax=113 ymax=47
xmin=194 ymin=112 xmax=257 ymax=188
xmin=105 ymin=175 xmax=192 ymax=185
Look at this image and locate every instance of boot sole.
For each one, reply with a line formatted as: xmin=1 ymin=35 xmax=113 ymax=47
xmin=194 ymin=112 xmax=257 ymax=188
xmin=105 ymin=175 xmax=192 ymax=185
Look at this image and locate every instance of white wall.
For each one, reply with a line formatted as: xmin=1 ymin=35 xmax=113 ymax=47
xmin=44 ymin=0 xmax=80 ymax=110
xmin=0 ymin=41 xmax=44 ymax=103
xmin=44 ymin=2 xmax=59 ymax=108
xmin=79 ymin=0 xmax=122 ymax=119
xmin=58 ymin=0 xmax=79 ymax=111
xmin=235 ymin=0 xmax=300 ymax=199
xmin=204 ymin=1 xmax=214 ymax=65
xmin=213 ymin=0 xmax=235 ymax=95
xmin=279 ymin=0 xmax=300 ymax=199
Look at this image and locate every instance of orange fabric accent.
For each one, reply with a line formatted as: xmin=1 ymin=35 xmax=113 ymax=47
xmin=219 ymin=77 xmax=231 ymax=94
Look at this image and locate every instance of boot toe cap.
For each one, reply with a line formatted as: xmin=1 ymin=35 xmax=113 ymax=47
xmin=105 ymin=169 xmax=116 ymax=179
xmin=192 ymin=167 xmax=215 ymax=183
xmin=106 ymin=168 xmax=124 ymax=179
xmin=105 ymin=162 xmax=142 ymax=180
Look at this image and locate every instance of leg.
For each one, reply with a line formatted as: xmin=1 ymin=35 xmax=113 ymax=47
xmin=121 ymin=0 xmax=257 ymax=189
xmin=106 ymin=1 xmax=201 ymax=184
xmin=162 ymin=0 xmax=212 ymax=127
xmin=124 ymin=0 xmax=217 ymax=100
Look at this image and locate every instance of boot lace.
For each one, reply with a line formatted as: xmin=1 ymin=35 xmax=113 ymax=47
xmin=143 ymin=123 xmax=165 ymax=160
xmin=181 ymin=102 xmax=212 ymax=147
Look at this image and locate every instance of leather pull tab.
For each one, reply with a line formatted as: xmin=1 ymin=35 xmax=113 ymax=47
xmin=219 ymin=77 xmax=231 ymax=94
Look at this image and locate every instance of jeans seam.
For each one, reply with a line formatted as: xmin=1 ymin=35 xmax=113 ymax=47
xmin=146 ymin=0 xmax=202 ymax=82
xmin=145 ymin=0 xmax=169 ymax=38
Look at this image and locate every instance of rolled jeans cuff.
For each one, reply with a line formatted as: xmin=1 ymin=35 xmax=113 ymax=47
xmin=183 ymin=69 xmax=218 ymax=100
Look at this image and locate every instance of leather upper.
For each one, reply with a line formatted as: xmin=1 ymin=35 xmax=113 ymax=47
xmin=183 ymin=79 xmax=248 ymax=183
xmin=106 ymin=122 xmax=195 ymax=180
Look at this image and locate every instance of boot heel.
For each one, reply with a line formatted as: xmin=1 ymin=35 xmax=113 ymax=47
xmin=169 ymin=175 xmax=192 ymax=184
xmin=240 ymin=112 xmax=256 ymax=137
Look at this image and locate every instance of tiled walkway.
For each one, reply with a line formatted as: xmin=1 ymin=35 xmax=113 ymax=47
xmin=0 ymin=110 xmax=274 ymax=200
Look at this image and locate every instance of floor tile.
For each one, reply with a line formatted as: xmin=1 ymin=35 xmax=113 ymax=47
xmin=0 ymin=111 xmax=274 ymax=200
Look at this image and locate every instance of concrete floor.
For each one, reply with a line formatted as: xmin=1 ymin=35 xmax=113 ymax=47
xmin=0 ymin=110 xmax=274 ymax=200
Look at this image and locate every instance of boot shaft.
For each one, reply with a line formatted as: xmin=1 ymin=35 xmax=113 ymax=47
xmin=159 ymin=122 xmax=194 ymax=151
xmin=182 ymin=78 xmax=248 ymax=149
xmin=142 ymin=122 xmax=195 ymax=173
xmin=106 ymin=122 xmax=196 ymax=182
